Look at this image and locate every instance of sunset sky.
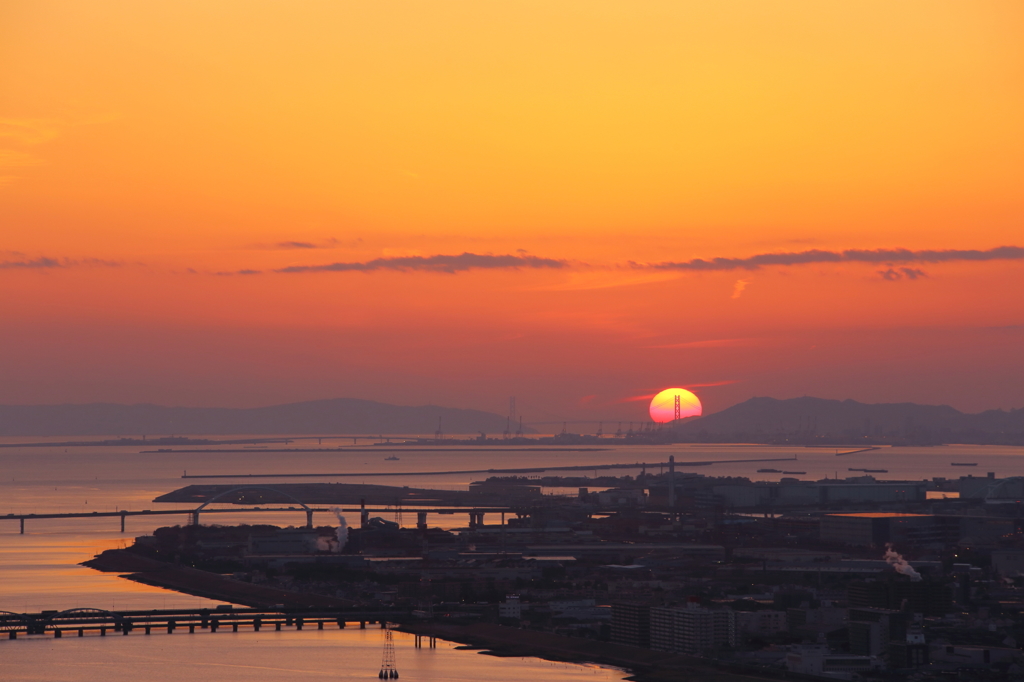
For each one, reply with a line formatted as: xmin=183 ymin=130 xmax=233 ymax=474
xmin=2 ymin=1 xmax=1022 ymax=424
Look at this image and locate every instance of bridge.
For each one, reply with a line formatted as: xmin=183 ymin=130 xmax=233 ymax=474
xmin=0 ymin=606 xmax=417 ymax=640
xmin=4 ymin=503 xmax=515 ymax=534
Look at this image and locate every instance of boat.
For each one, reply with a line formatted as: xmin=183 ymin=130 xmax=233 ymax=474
xmin=862 ymin=469 xmax=888 ymax=473
xmin=385 ymin=455 xmax=400 ymax=461
xmin=757 ymin=468 xmax=781 ymax=473
xmin=782 ymin=471 xmax=806 ymax=475
xmin=951 ymin=462 xmax=977 ymax=466
xmin=848 ymin=468 xmax=865 ymax=472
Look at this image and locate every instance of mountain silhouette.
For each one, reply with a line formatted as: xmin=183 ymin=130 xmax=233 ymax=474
xmin=672 ymin=396 xmax=1022 ymax=444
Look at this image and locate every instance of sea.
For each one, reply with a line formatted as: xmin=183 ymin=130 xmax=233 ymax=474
xmin=1 ymin=438 xmax=1021 ymax=680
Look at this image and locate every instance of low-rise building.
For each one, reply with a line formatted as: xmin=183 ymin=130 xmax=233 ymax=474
xmin=736 ymin=610 xmax=787 ymax=636
xmin=785 ymin=644 xmax=879 ymax=680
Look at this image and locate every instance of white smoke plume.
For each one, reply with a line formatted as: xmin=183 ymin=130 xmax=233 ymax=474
xmin=331 ymin=506 xmax=349 ymax=553
xmin=884 ymin=543 xmax=922 ymax=582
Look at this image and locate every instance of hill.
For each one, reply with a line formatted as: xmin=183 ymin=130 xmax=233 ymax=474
xmin=0 ymin=398 xmax=521 ymax=437
xmin=672 ymin=396 xmax=1023 ymax=445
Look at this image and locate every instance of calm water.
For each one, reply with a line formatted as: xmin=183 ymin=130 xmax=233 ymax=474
xmin=1 ymin=439 xmax=1021 ymax=679
xmin=0 ymin=627 xmax=624 ymax=682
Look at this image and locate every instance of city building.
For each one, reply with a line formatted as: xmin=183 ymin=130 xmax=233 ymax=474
xmin=650 ymin=600 xmax=737 ymax=656
xmin=610 ymin=601 xmax=654 ymax=648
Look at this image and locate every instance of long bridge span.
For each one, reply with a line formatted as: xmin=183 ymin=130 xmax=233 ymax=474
xmin=4 ymin=504 xmax=515 ymax=534
xmin=0 ymin=606 xmax=422 ymax=640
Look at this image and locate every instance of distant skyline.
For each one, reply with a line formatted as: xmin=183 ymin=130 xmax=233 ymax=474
xmin=2 ymin=2 xmax=1022 ymax=421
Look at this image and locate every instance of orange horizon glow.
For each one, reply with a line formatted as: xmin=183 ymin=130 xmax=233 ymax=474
xmin=1 ymin=2 xmax=1022 ymax=421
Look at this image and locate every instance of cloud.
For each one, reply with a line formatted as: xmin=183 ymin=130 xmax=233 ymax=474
xmin=214 ymin=269 xmax=263 ymax=276
xmin=684 ymin=380 xmax=741 ymax=388
xmin=879 ymin=267 xmax=927 ymax=281
xmin=616 ymin=381 xmax=739 ymax=404
xmin=0 ymin=118 xmax=62 ymax=145
xmin=528 ymin=271 xmax=679 ymax=292
xmin=0 ymin=256 xmax=125 ymax=270
xmin=250 ymin=238 xmax=348 ymax=250
xmin=0 ymin=257 xmax=62 ymax=269
xmin=731 ymin=279 xmax=749 ymax=298
xmin=618 ymin=393 xmax=658 ymax=403
xmin=648 ymin=338 xmax=756 ymax=349
xmin=276 ymin=252 xmax=569 ymax=274
xmin=635 ymin=245 xmax=1024 ymax=272
xmin=0 ymin=149 xmax=44 ymax=169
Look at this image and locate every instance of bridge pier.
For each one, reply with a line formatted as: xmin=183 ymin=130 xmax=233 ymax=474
xmin=20 ymin=517 xmax=25 ymax=534
xmin=54 ymin=629 xmax=62 ymax=638
xmin=275 ymin=622 xmax=281 ymax=631
xmin=120 ymin=512 xmax=126 ymax=533
xmin=306 ymin=509 xmax=313 ymax=528
xmin=78 ymin=629 xmax=84 ymax=637
xmin=417 ymin=511 xmax=427 ymax=531
xmin=8 ymin=631 xmax=15 ymax=639
xmin=189 ymin=625 xmax=195 ymax=633
xmin=232 ymin=622 xmax=238 ymax=632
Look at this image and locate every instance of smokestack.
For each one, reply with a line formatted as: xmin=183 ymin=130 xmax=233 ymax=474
xmin=668 ymin=455 xmax=675 ymax=509
xmin=360 ymin=498 xmax=369 ymax=529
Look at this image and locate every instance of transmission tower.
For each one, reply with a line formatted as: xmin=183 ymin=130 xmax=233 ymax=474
xmin=515 ymin=416 xmax=523 ymax=437
xmin=379 ymin=623 xmax=399 ymax=679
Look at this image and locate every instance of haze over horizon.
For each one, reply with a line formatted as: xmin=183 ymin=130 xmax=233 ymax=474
xmin=2 ymin=2 xmax=1022 ymax=422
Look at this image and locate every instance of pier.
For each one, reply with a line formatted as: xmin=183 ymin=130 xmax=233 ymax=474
xmin=0 ymin=607 xmax=412 ymax=640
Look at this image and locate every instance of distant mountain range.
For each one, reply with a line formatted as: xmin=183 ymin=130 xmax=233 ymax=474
xmin=0 ymin=398 xmax=522 ymax=437
xmin=672 ymin=396 xmax=1023 ymax=444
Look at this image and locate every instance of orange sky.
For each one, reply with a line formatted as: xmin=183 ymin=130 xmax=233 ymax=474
xmin=2 ymin=1 xmax=1022 ymax=422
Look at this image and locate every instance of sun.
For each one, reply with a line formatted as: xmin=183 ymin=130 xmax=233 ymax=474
xmin=649 ymin=388 xmax=702 ymax=423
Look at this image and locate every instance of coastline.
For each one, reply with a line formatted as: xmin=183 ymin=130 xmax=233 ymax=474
xmin=82 ymin=548 xmax=355 ymax=610
xmin=398 ymin=622 xmax=777 ymax=682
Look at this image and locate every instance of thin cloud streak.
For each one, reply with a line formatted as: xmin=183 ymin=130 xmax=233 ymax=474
xmin=648 ymin=338 xmax=756 ymax=349
xmin=0 ymin=257 xmax=125 ymax=270
xmin=276 ymin=252 xmax=569 ymax=274
xmin=615 ymin=381 xmax=738 ymax=404
xmin=879 ymin=267 xmax=927 ymax=281
xmin=635 ymin=246 xmax=1024 ymax=272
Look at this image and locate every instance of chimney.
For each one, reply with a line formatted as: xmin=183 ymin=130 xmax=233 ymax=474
xmin=668 ymin=455 xmax=676 ymax=509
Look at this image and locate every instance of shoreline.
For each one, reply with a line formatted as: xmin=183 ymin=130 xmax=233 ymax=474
xmin=82 ymin=549 xmax=355 ymax=610
xmin=398 ymin=622 xmax=777 ymax=682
